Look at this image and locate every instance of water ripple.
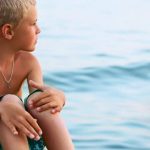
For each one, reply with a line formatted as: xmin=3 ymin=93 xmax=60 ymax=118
xmin=44 ymin=62 xmax=150 ymax=92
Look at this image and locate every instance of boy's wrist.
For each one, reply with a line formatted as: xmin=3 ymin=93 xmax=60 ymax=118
xmin=27 ymin=89 xmax=43 ymax=99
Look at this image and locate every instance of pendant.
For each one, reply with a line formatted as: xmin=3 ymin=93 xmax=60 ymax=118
xmin=7 ymin=83 xmax=11 ymax=89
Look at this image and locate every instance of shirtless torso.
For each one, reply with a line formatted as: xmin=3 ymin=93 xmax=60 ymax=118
xmin=0 ymin=51 xmax=42 ymax=97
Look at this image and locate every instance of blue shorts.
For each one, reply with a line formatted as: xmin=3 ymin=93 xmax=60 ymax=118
xmin=0 ymin=90 xmax=45 ymax=150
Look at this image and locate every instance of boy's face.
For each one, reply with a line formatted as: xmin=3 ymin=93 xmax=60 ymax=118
xmin=13 ymin=5 xmax=40 ymax=52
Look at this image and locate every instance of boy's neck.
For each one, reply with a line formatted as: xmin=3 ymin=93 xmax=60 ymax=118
xmin=0 ymin=46 xmax=16 ymax=69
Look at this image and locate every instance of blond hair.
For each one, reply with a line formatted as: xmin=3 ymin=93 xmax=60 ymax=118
xmin=0 ymin=0 xmax=36 ymax=27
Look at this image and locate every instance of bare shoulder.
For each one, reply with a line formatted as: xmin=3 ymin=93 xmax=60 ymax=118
xmin=15 ymin=51 xmax=41 ymax=73
xmin=16 ymin=51 xmax=38 ymax=63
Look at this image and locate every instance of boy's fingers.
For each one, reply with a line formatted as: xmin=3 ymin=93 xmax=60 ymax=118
xmin=7 ymin=121 xmax=18 ymax=135
xmin=17 ymin=123 xmax=40 ymax=141
xmin=34 ymin=97 xmax=51 ymax=107
xmin=51 ymin=107 xmax=61 ymax=114
xmin=29 ymin=80 xmax=44 ymax=91
xmin=48 ymin=101 xmax=58 ymax=108
xmin=55 ymin=107 xmax=61 ymax=112
xmin=15 ymin=115 xmax=39 ymax=139
xmin=26 ymin=114 xmax=42 ymax=135
xmin=29 ymin=91 xmax=50 ymax=104
xmin=17 ymin=123 xmax=35 ymax=139
xmin=36 ymin=102 xmax=57 ymax=112
xmin=23 ymin=121 xmax=40 ymax=140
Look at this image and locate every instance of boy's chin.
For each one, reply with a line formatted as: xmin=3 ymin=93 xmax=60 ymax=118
xmin=21 ymin=47 xmax=36 ymax=52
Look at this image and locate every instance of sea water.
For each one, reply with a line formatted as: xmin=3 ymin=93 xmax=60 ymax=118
xmin=24 ymin=0 xmax=150 ymax=149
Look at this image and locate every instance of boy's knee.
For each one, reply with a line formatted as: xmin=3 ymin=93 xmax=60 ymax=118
xmin=1 ymin=94 xmax=23 ymax=106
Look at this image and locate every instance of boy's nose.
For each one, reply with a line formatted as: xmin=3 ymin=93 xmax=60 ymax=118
xmin=36 ymin=25 xmax=41 ymax=34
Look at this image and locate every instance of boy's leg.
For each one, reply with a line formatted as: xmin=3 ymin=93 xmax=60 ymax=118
xmin=0 ymin=120 xmax=29 ymax=150
xmin=26 ymin=92 xmax=74 ymax=150
xmin=0 ymin=95 xmax=29 ymax=150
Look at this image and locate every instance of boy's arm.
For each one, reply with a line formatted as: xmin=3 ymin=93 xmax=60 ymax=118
xmin=27 ymin=54 xmax=65 ymax=113
xmin=27 ymin=54 xmax=43 ymax=93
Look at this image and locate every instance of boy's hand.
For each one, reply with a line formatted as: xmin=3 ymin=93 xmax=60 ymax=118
xmin=29 ymin=80 xmax=65 ymax=114
xmin=0 ymin=95 xmax=42 ymax=140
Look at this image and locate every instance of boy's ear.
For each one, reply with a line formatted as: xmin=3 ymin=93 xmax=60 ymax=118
xmin=1 ymin=24 xmax=14 ymax=40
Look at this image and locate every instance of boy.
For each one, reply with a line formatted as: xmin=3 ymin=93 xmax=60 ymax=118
xmin=0 ymin=0 xmax=74 ymax=149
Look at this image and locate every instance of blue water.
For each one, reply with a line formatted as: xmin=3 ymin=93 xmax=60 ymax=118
xmin=25 ymin=0 xmax=150 ymax=149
